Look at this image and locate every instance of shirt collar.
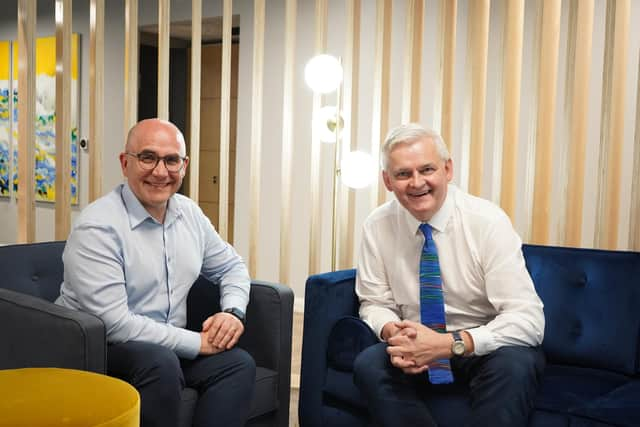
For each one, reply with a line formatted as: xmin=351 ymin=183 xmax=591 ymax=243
xmin=121 ymin=182 xmax=183 ymax=229
xmin=400 ymin=183 xmax=456 ymax=236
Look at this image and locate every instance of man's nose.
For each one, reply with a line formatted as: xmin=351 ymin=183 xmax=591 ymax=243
xmin=409 ymin=170 xmax=422 ymax=187
xmin=151 ymin=159 xmax=170 ymax=175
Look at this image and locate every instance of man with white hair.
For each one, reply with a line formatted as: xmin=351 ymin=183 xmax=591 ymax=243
xmin=353 ymin=123 xmax=545 ymax=426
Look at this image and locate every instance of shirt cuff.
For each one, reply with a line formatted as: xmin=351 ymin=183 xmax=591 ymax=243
xmin=174 ymin=328 xmax=202 ymax=360
xmin=465 ymin=325 xmax=497 ymax=356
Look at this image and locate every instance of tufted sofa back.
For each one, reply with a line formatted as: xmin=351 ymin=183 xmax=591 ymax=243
xmin=522 ymin=244 xmax=640 ymax=376
xmin=0 ymin=241 xmax=65 ymax=302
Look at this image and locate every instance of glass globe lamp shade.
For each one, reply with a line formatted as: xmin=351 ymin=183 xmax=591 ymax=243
xmin=304 ymin=54 xmax=343 ymax=94
xmin=341 ymin=151 xmax=378 ymax=189
xmin=313 ymin=106 xmax=344 ymax=143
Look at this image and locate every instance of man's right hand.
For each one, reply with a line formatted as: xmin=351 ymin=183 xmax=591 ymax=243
xmin=199 ymin=332 xmax=226 ymax=355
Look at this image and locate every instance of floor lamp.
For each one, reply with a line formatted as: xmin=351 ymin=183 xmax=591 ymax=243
xmin=305 ymin=54 xmax=377 ymax=270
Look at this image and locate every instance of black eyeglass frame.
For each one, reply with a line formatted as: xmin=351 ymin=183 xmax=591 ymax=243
xmin=125 ymin=151 xmax=188 ymax=173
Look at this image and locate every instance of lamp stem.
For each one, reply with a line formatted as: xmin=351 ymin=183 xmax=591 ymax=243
xmin=331 ymin=58 xmax=343 ymax=271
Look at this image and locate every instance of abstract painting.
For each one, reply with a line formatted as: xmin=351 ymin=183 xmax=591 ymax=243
xmin=0 ymin=41 xmax=10 ymax=197
xmin=12 ymin=35 xmax=79 ymax=204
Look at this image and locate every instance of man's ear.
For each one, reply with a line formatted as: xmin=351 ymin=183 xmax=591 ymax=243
xmin=444 ymin=159 xmax=453 ymax=182
xmin=181 ymin=157 xmax=190 ymax=177
xmin=382 ymin=170 xmax=393 ymax=191
xmin=119 ymin=152 xmax=128 ymax=175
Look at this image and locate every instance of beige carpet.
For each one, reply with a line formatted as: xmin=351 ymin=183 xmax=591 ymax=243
xmin=289 ymin=311 xmax=303 ymax=427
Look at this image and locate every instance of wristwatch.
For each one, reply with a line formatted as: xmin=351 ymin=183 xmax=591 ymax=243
xmin=224 ymin=307 xmax=246 ymax=324
xmin=451 ymin=331 xmax=465 ymax=357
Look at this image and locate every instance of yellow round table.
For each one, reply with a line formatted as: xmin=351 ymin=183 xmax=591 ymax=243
xmin=0 ymin=367 xmax=140 ymax=427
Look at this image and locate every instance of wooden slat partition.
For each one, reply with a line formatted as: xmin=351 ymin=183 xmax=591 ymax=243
xmin=279 ymin=0 xmax=296 ymax=284
xmin=530 ymin=0 xmax=561 ymax=244
xmin=55 ymin=0 xmax=72 ymax=240
xmin=249 ymin=0 xmax=265 ymax=277
xmin=595 ymin=0 xmax=629 ymax=249
xmin=157 ymin=0 xmax=170 ymax=120
xmin=499 ymin=0 xmax=524 ymax=221
xmin=338 ymin=0 xmax=360 ymax=269
xmin=17 ymin=0 xmax=36 ymax=243
xmin=307 ymin=0 xmax=327 ymax=275
xmin=630 ymin=54 xmax=640 ymax=250
xmin=89 ymin=0 xmax=104 ymax=202
xmin=465 ymin=0 xmax=489 ymax=197
xmin=370 ymin=0 xmax=392 ymax=207
xmin=124 ymin=0 xmax=138 ymax=137
xmin=564 ymin=0 xmax=594 ymax=246
xmin=401 ymin=0 xmax=423 ymax=123
xmin=438 ymin=0 xmax=456 ymax=151
xmin=188 ymin=0 xmax=202 ymax=202
xmin=218 ymin=0 xmax=233 ymax=241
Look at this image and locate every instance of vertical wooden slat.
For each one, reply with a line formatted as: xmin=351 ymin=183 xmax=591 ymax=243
xmin=370 ymin=0 xmax=392 ymax=207
xmin=595 ymin=0 xmax=629 ymax=249
xmin=55 ymin=0 xmax=72 ymax=240
xmin=564 ymin=0 xmax=594 ymax=247
xmin=630 ymin=54 xmax=640 ymax=250
xmin=89 ymin=0 xmax=104 ymax=202
xmin=308 ymin=0 xmax=327 ymax=275
xmin=279 ymin=0 xmax=296 ymax=284
xmin=157 ymin=0 xmax=170 ymax=120
xmin=438 ymin=0 xmax=456 ymax=151
xmin=249 ymin=0 xmax=265 ymax=277
xmin=499 ymin=0 xmax=524 ymax=221
xmin=338 ymin=0 xmax=360 ymax=269
xmin=530 ymin=0 xmax=561 ymax=244
xmin=17 ymin=0 xmax=36 ymax=243
xmin=218 ymin=0 xmax=233 ymax=241
xmin=401 ymin=0 xmax=423 ymax=123
xmin=466 ymin=0 xmax=490 ymax=197
xmin=188 ymin=0 xmax=202 ymax=202
xmin=124 ymin=0 xmax=138 ymax=136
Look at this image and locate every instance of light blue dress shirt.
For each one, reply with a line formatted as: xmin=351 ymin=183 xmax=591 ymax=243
xmin=56 ymin=183 xmax=250 ymax=359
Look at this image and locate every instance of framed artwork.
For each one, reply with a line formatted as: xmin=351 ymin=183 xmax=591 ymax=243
xmin=0 ymin=41 xmax=10 ymax=197
xmin=11 ymin=34 xmax=79 ymax=204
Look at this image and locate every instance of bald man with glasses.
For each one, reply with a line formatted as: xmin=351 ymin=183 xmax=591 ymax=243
xmin=57 ymin=118 xmax=254 ymax=427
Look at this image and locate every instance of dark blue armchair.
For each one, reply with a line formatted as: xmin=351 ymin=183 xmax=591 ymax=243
xmin=0 ymin=241 xmax=294 ymax=427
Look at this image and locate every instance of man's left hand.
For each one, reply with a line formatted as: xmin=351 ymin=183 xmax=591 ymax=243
xmin=202 ymin=312 xmax=245 ymax=350
xmin=386 ymin=320 xmax=451 ymax=370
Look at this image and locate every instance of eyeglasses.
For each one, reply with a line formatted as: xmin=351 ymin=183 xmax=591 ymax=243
xmin=126 ymin=151 xmax=187 ymax=173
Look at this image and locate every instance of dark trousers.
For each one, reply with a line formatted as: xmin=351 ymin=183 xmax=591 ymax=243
xmin=107 ymin=341 xmax=256 ymax=427
xmin=353 ymin=343 xmax=545 ymax=427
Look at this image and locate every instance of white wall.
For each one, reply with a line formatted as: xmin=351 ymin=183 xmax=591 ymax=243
xmin=1 ymin=0 xmax=639 ymax=306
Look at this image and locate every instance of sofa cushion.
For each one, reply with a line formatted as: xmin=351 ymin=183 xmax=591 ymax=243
xmin=523 ymin=245 xmax=640 ymax=376
xmin=535 ymin=364 xmax=631 ymax=414
xmin=327 ymin=316 xmax=378 ymax=372
xmin=570 ymin=380 xmax=640 ymax=427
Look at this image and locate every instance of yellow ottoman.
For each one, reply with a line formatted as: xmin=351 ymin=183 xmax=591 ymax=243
xmin=0 ymin=367 xmax=140 ymax=427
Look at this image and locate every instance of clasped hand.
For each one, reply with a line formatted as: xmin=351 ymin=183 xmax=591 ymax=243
xmin=384 ymin=320 xmax=450 ymax=375
xmin=199 ymin=312 xmax=245 ymax=355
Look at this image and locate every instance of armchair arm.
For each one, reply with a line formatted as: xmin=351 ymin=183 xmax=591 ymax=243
xmin=299 ymin=269 xmax=359 ymax=427
xmin=187 ymin=278 xmax=294 ymax=427
xmin=0 ymin=288 xmax=106 ymax=373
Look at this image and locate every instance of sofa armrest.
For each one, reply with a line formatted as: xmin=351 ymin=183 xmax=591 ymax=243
xmin=0 ymin=288 xmax=106 ymax=373
xmin=299 ymin=269 xmax=359 ymax=427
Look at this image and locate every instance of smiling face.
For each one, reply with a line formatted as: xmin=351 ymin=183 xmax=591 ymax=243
xmin=382 ymin=136 xmax=453 ymax=222
xmin=119 ymin=119 xmax=189 ymax=222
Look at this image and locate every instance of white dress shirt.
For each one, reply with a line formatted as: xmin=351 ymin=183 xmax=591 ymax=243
xmin=356 ymin=184 xmax=544 ymax=356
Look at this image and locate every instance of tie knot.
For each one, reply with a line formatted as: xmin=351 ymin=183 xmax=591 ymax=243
xmin=419 ymin=223 xmax=433 ymax=240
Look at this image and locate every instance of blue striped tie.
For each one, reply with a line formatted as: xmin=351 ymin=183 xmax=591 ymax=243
xmin=419 ymin=223 xmax=454 ymax=384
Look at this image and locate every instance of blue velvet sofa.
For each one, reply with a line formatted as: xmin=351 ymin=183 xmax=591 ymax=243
xmin=299 ymin=244 xmax=640 ymax=426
